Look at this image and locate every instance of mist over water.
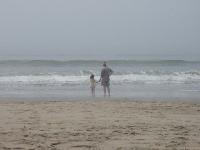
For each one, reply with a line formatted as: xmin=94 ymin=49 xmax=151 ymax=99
xmin=0 ymin=53 xmax=200 ymax=61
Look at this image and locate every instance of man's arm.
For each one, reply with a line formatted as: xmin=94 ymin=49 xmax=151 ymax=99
xmin=109 ymin=68 xmax=113 ymax=75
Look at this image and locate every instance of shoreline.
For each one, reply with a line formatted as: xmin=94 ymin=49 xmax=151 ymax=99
xmin=0 ymin=97 xmax=199 ymax=103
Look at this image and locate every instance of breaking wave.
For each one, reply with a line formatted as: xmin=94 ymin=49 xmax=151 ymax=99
xmin=0 ymin=71 xmax=199 ymax=85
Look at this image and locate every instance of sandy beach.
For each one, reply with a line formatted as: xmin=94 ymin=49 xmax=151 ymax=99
xmin=0 ymin=99 xmax=200 ymax=150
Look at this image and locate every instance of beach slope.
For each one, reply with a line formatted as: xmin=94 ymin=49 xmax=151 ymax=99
xmin=0 ymin=100 xmax=200 ymax=149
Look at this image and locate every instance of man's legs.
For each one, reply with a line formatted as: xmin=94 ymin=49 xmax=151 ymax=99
xmin=103 ymin=86 xmax=106 ymax=98
xmin=107 ymin=86 xmax=110 ymax=97
xmin=103 ymin=86 xmax=110 ymax=97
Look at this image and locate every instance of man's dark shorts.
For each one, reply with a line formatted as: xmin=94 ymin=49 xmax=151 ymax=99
xmin=101 ymin=80 xmax=110 ymax=87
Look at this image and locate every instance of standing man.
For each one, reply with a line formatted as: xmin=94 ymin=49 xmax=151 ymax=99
xmin=99 ymin=62 xmax=113 ymax=97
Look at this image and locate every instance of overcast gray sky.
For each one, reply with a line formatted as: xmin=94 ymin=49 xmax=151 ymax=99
xmin=0 ymin=0 xmax=200 ymax=59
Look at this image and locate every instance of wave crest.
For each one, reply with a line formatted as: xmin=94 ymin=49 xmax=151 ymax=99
xmin=0 ymin=71 xmax=199 ymax=85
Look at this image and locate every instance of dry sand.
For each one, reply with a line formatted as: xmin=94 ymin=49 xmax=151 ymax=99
xmin=0 ymin=99 xmax=200 ymax=150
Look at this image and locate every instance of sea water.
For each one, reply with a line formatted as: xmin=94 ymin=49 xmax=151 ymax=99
xmin=0 ymin=58 xmax=200 ymax=100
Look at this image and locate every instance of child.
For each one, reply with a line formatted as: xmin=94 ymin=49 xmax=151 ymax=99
xmin=90 ymin=74 xmax=97 ymax=97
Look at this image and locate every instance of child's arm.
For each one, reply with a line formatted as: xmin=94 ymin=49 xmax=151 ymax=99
xmin=94 ymin=79 xmax=98 ymax=83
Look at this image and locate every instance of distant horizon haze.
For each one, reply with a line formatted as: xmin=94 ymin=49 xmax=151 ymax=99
xmin=0 ymin=53 xmax=199 ymax=61
xmin=0 ymin=0 xmax=200 ymax=59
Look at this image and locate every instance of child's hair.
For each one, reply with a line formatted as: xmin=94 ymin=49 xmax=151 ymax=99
xmin=90 ymin=74 xmax=94 ymax=79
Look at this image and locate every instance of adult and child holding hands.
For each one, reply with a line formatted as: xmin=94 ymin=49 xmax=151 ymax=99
xmin=90 ymin=62 xmax=113 ymax=98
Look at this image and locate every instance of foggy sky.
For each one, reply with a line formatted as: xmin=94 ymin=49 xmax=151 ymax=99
xmin=0 ymin=0 xmax=200 ymax=58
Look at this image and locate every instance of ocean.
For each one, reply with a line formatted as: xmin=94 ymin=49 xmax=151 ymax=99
xmin=0 ymin=59 xmax=200 ymax=100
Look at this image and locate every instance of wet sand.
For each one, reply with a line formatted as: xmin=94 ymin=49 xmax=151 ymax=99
xmin=0 ymin=99 xmax=200 ymax=150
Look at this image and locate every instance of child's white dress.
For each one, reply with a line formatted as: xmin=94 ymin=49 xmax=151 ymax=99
xmin=90 ymin=79 xmax=96 ymax=89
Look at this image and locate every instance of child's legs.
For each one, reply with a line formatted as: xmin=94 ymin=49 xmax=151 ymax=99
xmin=93 ymin=87 xmax=95 ymax=96
xmin=91 ymin=87 xmax=95 ymax=97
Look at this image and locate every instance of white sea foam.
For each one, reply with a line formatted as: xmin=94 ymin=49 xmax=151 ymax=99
xmin=0 ymin=72 xmax=199 ymax=85
xmin=115 ymin=74 xmax=200 ymax=83
xmin=0 ymin=75 xmax=88 ymax=84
